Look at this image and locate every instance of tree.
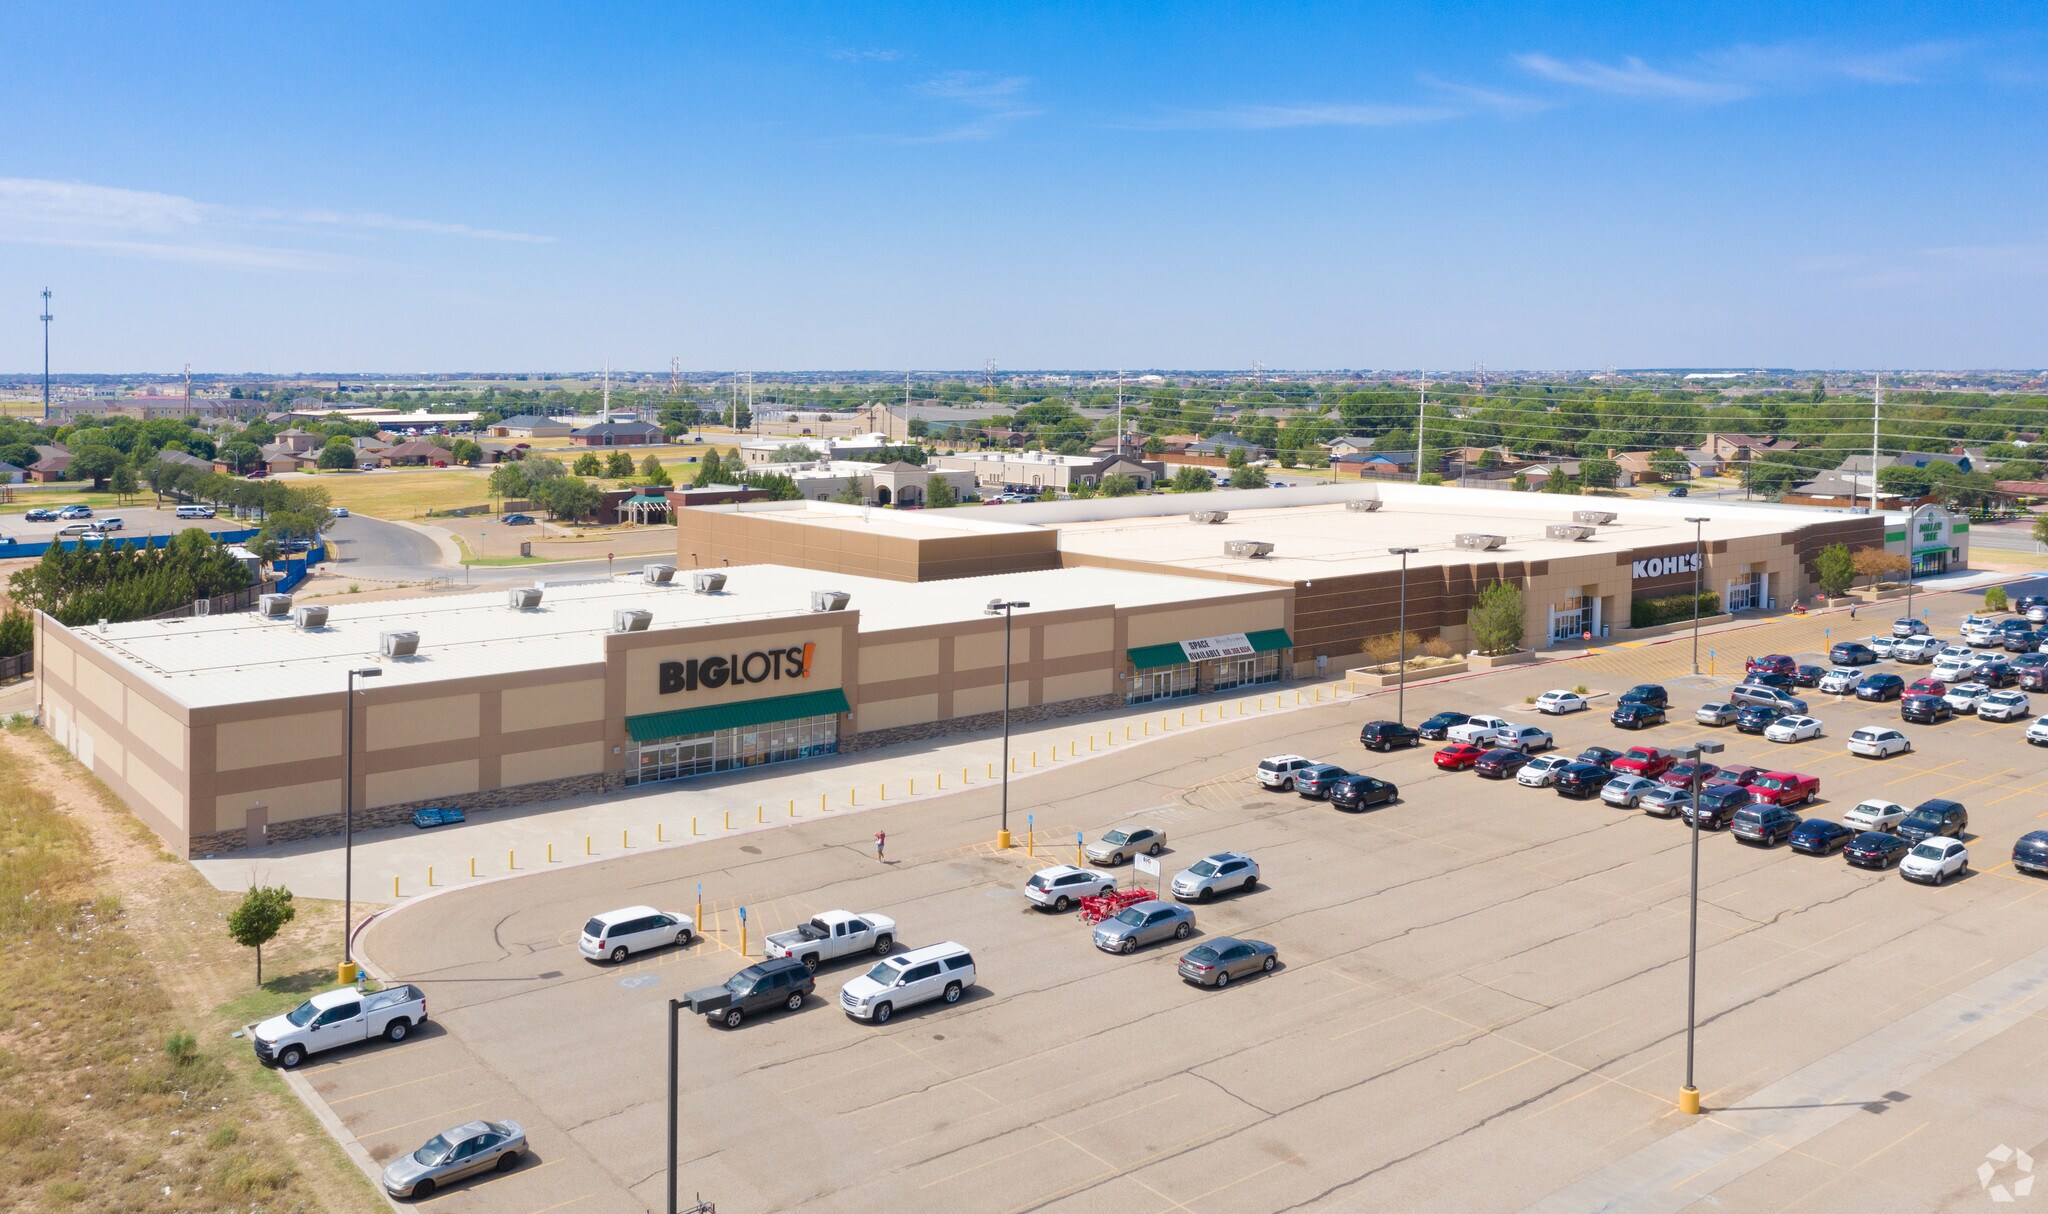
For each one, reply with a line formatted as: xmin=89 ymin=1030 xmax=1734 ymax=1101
xmin=317 ymin=440 xmax=357 ymax=470
xmin=1099 ymin=473 xmax=1140 ymax=497
xmin=693 ymin=450 xmax=725 ymax=488
xmin=0 ymin=609 xmax=31 ymax=658
xmin=1467 ymin=580 xmax=1525 ymax=655
xmin=1744 ymin=461 xmax=1797 ymax=496
xmin=1648 ymin=448 xmax=1691 ymax=481
xmin=1169 ymin=466 xmax=1212 ymax=493
xmin=605 ymin=450 xmax=636 ymax=479
xmin=1510 ymin=471 xmax=1528 ymax=492
xmin=227 ymin=884 xmax=296 ymax=985
xmin=109 ymin=463 xmax=138 ymax=501
xmin=218 ymin=440 xmax=262 ymax=473
xmin=449 ymin=438 xmax=483 ymax=467
xmin=1577 ymin=457 xmax=1618 ymax=489
xmin=768 ymin=443 xmax=823 ymax=463
xmin=1987 ymin=585 xmax=2011 ymax=612
xmin=1813 ymin=542 xmax=1855 ymax=597
xmin=1229 ymin=464 xmax=1268 ymax=489
xmin=2033 ymin=512 xmax=2048 ymax=549
xmin=534 ymin=475 xmax=602 ymax=521
xmin=1877 ymin=463 xmax=1934 ymax=498
xmin=572 ymin=452 xmax=602 ymax=476
xmin=924 ymin=476 xmax=957 ymax=509
xmin=830 ymin=479 xmax=866 ymax=505
xmin=488 ymin=461 xmax=530 ymax=501
xmin=69 ymin=446 xmax=125 ymax=490
xmin=1225 ymin=446 xmax=1248 ymax=468
xmin=1851 ymin=546 xmax=1909 ymax=587
xmin=638 ymin=453 xmax=671 ymax=486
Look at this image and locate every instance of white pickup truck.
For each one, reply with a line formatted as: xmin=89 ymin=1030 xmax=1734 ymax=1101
xmin=1447 ymin=715 xmax=1515 ymax=746
xmin=764 ymin=911 xmax=897 ymax=972
xmin=252 ymin=983 xmax=427 ymax=1069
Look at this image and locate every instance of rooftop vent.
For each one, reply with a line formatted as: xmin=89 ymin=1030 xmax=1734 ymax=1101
xmin=293 ymin=605 xmax=329 ymax=630
xmin=1189 ymin=510 xmax=1229 ymax=524
xmin=612 ymin=608 xmax=652 ymax=633
xmin=811 ymin=590 xmax=851 ymax=612
xmin=507 ymin=586 xmax=543 ymax=610
xmin=258 ymin=593 xmax=293 ymax=619
xmin=1572 ymin=510 xmax=1618 ymax=525
xmin=1345 ymin=499 xmax=1384 ymax=512
xmin=1223 ymin=540 xmax=1275 ymax=559
xmin=643 ymin=563 xmax=676 ymax=585
xmin=380 ymin=630 xmax=419 ymax=658
xmin=1455 ymin=533 xmax=1506 ymax=551
xmin=1546 ymin=524 xmax=1596 ymax=541
xmin=691 ymin=571 xmax=727 ymax=595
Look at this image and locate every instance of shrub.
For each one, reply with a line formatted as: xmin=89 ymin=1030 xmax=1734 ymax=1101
xmin=1630 ymin=590 xmax=1722 ymax=629
xmin=163 ymin=1031 xmax=198 ymax=1065
xmin=1987 ymin=585 xmax=2010 ymax=612
xmin=1467 ymin=580 xmax=1525 ymax=655
xmin=1572 ymin=684 xmax=1589 ymax=694
xmin=1359 ymin=631 xmax=1426 ymax=666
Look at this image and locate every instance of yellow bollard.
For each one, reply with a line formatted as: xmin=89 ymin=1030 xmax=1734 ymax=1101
xmin=658 ymin=823 xmax=666 ymax=842
xmin=1090 ymin=735 xmax=1096 ymax=751
xmin=986 ymin=762 xmax=993 ymax=778
xmin=1239 ymin=700 xmax=1245 ymax=715
xmin=1144 ymin=720 xmax=1150 ymax=736
xmin=623 ymin=829 xmax=629 ymax=849
xmin=548 ymin=843 xmax=554 ymax=863
xmin=881 ymin=783 xmax=886 ymax=800
xmin=820 ymin=793 xmax=827 ymax=812
xmin=938 ymin=773 xmax=945 ymax=790
xmin=1012 ymin=756 xmax=1019 ymax=773
xmin=723 ymin=810 xmax=730 ymax=830
xmin=851 ymin=788 xmax=858 ymax=806
xmin=585 ymin=835 xmax=592 ymax=855
xmin=1200 ymin=708 xmax=1207 ymax=722
xmin=1031 ymin=752 xmax=1038 ymax=768
xmin=1180 ymin=711 xmax=1186 ymax=727
xmin=692 ymin=816 xmax=699 ymax=835
xmin=910 ymin=777 xmax=916 ymax=794
xmin=1027 ymin=829 xmax=1034 ymax=857
xmin=394 ymin=875 xmax=400 ymax=898
xmin=428 ymin=865 xmax=435 ymax=887
xmin=757 ymin=804 xmax=764 ymax=823
xmin=789 ymin=798 xmax=795 ymax=817
xmin=1680 ymin=1086 xmax=1701 ymax=1115
xmin=508 ymin=849 xmax=515 ymax=871
xmin=1126 ymin=724 xmax=1132 ymax=740
xmin=696 ymin=896 xmax=702 ymax=927
xmin=469 ymin=856 xmax=476 ymax=877
xmin=740 ymin=920 xmax=747 ymax=957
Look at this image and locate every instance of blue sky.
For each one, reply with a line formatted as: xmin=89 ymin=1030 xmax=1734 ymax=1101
xmin=3 ymin=3 xmax=2041 ymax=372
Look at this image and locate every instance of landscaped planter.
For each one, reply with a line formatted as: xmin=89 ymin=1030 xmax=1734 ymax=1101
xmin=1620 ymin=613 xmax=1733 ymax=640
xmin=1850 ymin=585 xmax=1911 ymax=602
xmin=1346 ymin=660 xmax=1468 ymax=688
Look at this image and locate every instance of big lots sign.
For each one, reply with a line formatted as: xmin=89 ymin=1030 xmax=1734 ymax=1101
xmin=659 ymin=643 xmax=814 ymax=694
xmin=1631 ymin=551 xmax=1701 ymax=580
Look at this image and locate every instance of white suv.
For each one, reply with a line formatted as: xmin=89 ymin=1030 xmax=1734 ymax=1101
xmin=2028 ymin=716 xmax=2048 ymax=746
xmin=1846 ymin=726 xmax=1911 ymax=758
xmin=1256 ymin=755 xmax=1317 ymax=791
xmin=1024 ymin=865 xmax=1114 ymax=911
xmin=1979 ymin=690 xmax=2033 ymax=722
xmin=839 ymin=942 xmax=976 ymax=1023
xmin=1495 ymin=724 xmax=1555 ymax=752
xmin=578 ymin=906 xmax=695 ymax=963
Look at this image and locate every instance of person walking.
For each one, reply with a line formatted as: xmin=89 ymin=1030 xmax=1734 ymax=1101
xmin=874 ymin=830 xmax=886 ymax=861
xmin=1850 ymin=605 xmax=1859 ymax=620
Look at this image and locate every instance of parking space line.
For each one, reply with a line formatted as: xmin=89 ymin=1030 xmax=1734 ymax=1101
xmin=1456 ymin=1016 xmax=1627 ymax=1092
xmin=328 ymin=1067 xmax=469 ymax=1104
xmin=510 ymin=1189 xmax=589 ymax=1214
xmin=356 ymin=1101 xmax=489 ymax=1140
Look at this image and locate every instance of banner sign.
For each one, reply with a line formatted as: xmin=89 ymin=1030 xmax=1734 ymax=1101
xmin=1181 ymin=633 xmax=1255 ymax=661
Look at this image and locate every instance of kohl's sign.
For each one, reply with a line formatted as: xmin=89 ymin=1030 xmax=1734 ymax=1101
xmin=1631 ymin=552 xmax=1701 ymax=580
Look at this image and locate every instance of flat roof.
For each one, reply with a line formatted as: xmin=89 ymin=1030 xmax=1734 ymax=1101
xmin=693 ymin=500 xmax=1041 ymax=541
xmin=70 ymin=563 xmax=1271 ymax=709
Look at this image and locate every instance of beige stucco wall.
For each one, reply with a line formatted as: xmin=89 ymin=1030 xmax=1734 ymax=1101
xmin=215 ymin=780 xmax=342 ymax=831
xmin=956 ymin=628 xmax=1033 ymax=670
xmin=859 ymin=639 xmax=940 ymax=683
xmin=368 ymin=694 xmax=481 ymax=751
xmin=953 ymin=681 xmax=1026 ymax=717
xmin=1044 ymin=618 xmax=1113 ymax=657
xmin=368 ymin=759 xmax=480 ymax=808
xmin=74 ymin=657 xmax=124 ymax=715
xmin=126 ymin=760 xmax=187 ymax=833
xmin=126 ymin=690 xmax=185 ymax=771
xmin=39 ymin=638 xmax=73 ymax=684
xmin=503 ymin=679 xmax=605 ymax=733
xmin=1125 ymin=600 xmax=1287 ymax=647
xmin=501 ymin=741 xmax=606 ymax=787
xmin=859 ymin=693 xmax=940 ymax=732
xmin=217 ymin=710 xmax=342 ymax=770
xmin=1043 ymin=670 xmax=1113 ymax=702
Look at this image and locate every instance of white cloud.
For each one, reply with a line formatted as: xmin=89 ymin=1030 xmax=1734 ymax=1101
xmin=830 ymin=47 xmax=902 ymax=63
xmin=1134 ymin=101 xmax=1458 ymax=131
xmin=0 ymin=177 xmax=552 ymax=272
xmin=1516 ymin=40 xmax=1966 ymax=105
xmin=1515 ymin=53 xmax=1750 ymax=101
xmin=896 ymin=72 xmax=1042 ymax=143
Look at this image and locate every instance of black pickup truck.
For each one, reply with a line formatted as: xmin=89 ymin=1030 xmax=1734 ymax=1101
xmin=684 ymin=957 xmax=815 ymax=1028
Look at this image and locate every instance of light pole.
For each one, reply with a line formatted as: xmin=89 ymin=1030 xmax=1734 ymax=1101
xmin=1680 ymin=735 xmax=1726 ymax=1115
xmin=340 ymin=665 xmax=381 ymax=984
xmin=985 ymin=598 xmax=1030 ymax=849
xmin=1904 ymin=503 xmax=1925 ymax=621
xmin=1686 ymin=517 xmax=1709 ymax=674
xmin=1388 ymin=548 xmax=1418 ymax=724
xmin=667 ymin=996 xmax=682 ymax=1214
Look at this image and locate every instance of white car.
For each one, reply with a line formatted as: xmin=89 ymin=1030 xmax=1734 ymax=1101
xmin=1447 ymin=715 xmax=1515 ymax=746
xmin=1933 ymin=655 xmax=1981 ymax=683
xmin=97 ymin=516 xmax=125 ymax=532
xmin=1962 ymin=616 xmax=2001 ymax=646
xmin=1601 ymin=775 xmax=1659 ymax=808
xmin=1638 ymin=786 xmax=1692 ymax=818
xmin=1943 ymin=683 xmax=1991 ymax=714
xmin=1818 ymin=668 xmax=1863 ymax=695
xmin=1255 ymin=755 xmax=1317 ymax=790
xmin=1533 ymin=690 xmax=1588 ymax=715
xmin=1978 ymin=690 xmax=2033 ymax=722
xmin=1936 ymin=643 xmax=1976 ymax=663
xmin=1516 ymin=754 xmax=1575 ymax=787
xmin=1861 ymin=635 xmax=1899 ymax=659
xmin=1893 ymin=636 xmax=1943 ymax=662
xmin=1494 ymin=724 xmax=1555 ymax=752
xmin=2027 ymin=716 xmax=2048 ymax=746
xmin=1843 ymin=798 xmax=1910 ymax=832
xmin=1763 ymin=714 xmax=1824 ymax=743
xmin=578 ymin=906 xmax=695 ymax=963
xmin=839 ymin=942 xmax=976 ymax=1023
xmin=1901 ymin=838 xmax=1969 ymax=884
xmin=1847 ymin=726 xmax=1912 ymax=758
xmin=1024 ymin=865 xmax=1115 ymax=911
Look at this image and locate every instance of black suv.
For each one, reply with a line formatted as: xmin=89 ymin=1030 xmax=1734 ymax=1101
xmin=1618 ymin=683 xmax=1669 ymax=709
xmin=1898 ymin=799 xmax=1968 ymax=844
xmin=1901 ymin=694 xmax=1954 ymax=724
xmin=1417 ymin=711 xmax=1470 ymax=741
xmin=1976 ymin=660 xmax=2019 ymax=688
xmin=684 ymin=957 xmax=816 ymax=1028
xmin=1328 ymin=774 xmax=1398 ymax=811
xmin=1555 ymin=762 xmax=1614 ymax=799
xmin=1611 ymin=702 xmax=1666 ymax=730
xmin=1856 ymin=673 xmax=1905 ymax=702
xmin=1682 ymin=784 xmax=1753 ymax=830
xmin=1731 ymin=805 xmax=1802 ymax=847
xmin=1735 ymin=704 xmax=1785 ymax=734
xmin=1359 ymin=720 xmax=1421 ymax=751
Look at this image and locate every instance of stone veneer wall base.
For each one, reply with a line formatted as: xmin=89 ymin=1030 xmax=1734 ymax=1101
xmin=842 ymin=693 xmax=1123 ymax=753
xmin=190 ymin=770 xmax=627 ymax=858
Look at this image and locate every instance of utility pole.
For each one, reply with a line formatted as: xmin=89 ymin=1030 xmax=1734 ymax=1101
xmin=40 ymin=288 xmax=53 ymax=422
xmin=1414 ymin=366 xmax=1428 ymax=483
xmin=1117 ymin=368 xmax=1125 ymax=455
xmin=729 ymin=368 xmax=737 ymax=433
xmin=184 ymin=362 xmax=192 ymax=407
xmin=746 ymin=371 xmax=755 ymax=436
xmin=1869 ymin=370 xmax=1883 ymax=516
xmin=903 ymin=368 xmax=911 ymax=443
xmin=983 ymin=359 xmax=996 ymax=390
xmin=601 ymin=358 xmax=611 ymax=424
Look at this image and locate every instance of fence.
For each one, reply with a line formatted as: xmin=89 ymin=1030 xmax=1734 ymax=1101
xmin=144 ymin=577 xmax=280 ymax=621
xmin=0 ymin=652 xmax=30 ymax=681
xmin=0 ymin=527 xmax=259 ymax=561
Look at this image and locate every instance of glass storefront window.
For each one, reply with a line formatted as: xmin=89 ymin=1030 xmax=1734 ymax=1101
xmin=1210 ymin=652 xmax=1281 ymax=691
xmin=626 ymin=714 xmax=840 ymax=786
xmin=1127 ymin=663 xmax=1197 ymax=704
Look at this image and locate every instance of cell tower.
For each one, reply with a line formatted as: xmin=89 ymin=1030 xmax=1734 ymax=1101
xmin=1252 ymin=360 xmax=1263 ymax=385
xmin=39 ymin=288 xmax=53 ymax=421
xmin=1473 ymin=361 xmax=1486 ymax=391
xmin=983 ymin=359 xmax=996 ymax=389
xmin=184 ymin=362 xmax=193 ymax=406
xmin=669 ymin=356 xmax=681 ymax=396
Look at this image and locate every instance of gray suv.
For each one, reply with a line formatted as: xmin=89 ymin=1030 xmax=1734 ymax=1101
xmin=1170 ymin=852 xmax=1259 ymax=902
xmin=1731 ymin=805 xmax=1802 ymax=847
xmin=1092 ymin=900 xmax=1196 ymax=954
xmin=1728 ymin=683 xmax=1809 ymax=713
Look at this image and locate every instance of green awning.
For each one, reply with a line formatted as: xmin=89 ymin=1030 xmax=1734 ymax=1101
xmin=1128 ymin=628 xmax=1293 ymax=670
xmin=627 ymin=687 xmax=850 ymax=742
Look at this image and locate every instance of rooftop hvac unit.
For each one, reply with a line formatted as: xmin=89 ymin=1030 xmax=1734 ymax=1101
xmin=1189 ymin=510 xmax=1229 ymax=524
xmin=1223 ymin=540 xmax=1275 ymax=559
xmin=643 ymin=563 xmax=676 ymax=585
xmin=258 ymin=593 xmax=292 ymax=618
xmin=811 ymin=590 xmax=851 ymax=612
xmin=691 ymin=571 xmax=726 ymax=594
xmin=1345 ymin=499 xmax=1384 ymax=512
xmin=1572 ymin=510 xmax=1618 ymax=525
xmin=1546 ymin=524 xmax=1596 ymax=541
xmin=507 ymin=586 xmax=543 ymax=610
xmin=380 ymin=630 xmax=419 ymax=658
xmin=1455 ymin=533 xmax=1506 ymax=551
xmin=613 ymin=608 xmax=652 ymax=633
xmin=292 ymin=605 xmax=329 ymax=629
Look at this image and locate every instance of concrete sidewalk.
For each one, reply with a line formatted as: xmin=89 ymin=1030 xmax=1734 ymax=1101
xmin=191 ymin=678 xmax=1362 ymax=901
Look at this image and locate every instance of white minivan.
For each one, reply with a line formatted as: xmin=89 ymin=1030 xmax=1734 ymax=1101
xmin=175 ymin=504 xmax=216 ymax=519
xmin=578 ymin=905 xmax=695 ymax=963
xmin=839 ymin=942 xmax=976 ymax=1023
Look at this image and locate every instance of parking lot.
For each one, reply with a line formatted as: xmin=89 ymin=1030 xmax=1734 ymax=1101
xmin=0 ymin=500 xmax=246 ymax=542
xmin=340 ymin=586 xmax=2048 ymax=1213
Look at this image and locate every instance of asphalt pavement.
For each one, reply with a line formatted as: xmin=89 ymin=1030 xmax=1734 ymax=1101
xmin=322 ymin=514 xmax=625 ymax=585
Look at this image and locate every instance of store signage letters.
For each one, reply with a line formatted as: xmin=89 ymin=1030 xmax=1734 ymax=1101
xmin=1181 ymin=633 xmax=1256 ymax=661
xmin=1631 ymin=552 xmax=1701 ymax=579
xmin=659 ymin=643 xmax=814 ymax=694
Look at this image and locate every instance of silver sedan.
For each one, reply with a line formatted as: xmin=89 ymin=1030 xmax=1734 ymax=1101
xmin=1177 ymin=936 xmax=1279 ymax=987
xmin=1093 ymin=900 xmax=1195 ymax=954
xmin=1085 ymin=825 xmax=1168 ymax=866
xmin=382 ymin=1119 xmax=526 ymax=1200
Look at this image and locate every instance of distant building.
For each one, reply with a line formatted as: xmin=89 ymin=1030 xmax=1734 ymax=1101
xmin=492 ymin=415 xmax=577 ymax=439
xmin=569 ymin=420 xmax=663 ymax=447
xmin=0 ymin=460 xmax=24 ymax=485
xmin=931 ymin=450 xmax=1164 ymax=493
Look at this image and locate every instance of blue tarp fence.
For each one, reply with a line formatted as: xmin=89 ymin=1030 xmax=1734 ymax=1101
xmin=0 ymin=528 xmax=260 ymax=561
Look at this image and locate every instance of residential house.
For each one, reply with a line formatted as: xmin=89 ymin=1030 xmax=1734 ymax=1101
xmin=568 ymin=420 xmax=664 ymax=447
xmin=1185 ymin=432 xmax=1262 ymax=458
xmin=272 ymin=428 xmax=321 ymax=455
xmin=1703 ymin=433 xmax=1801 ymax=463
xmin=378 ymin=440 xmax=450 ymax=467
xmin=27 ymin=444 xmax=72 ymax=483
xmin=491 ymin=414 xmax=576 ymax=439
xmin=1784 ymin=474 xmax=1918 ymax=511
xmin=0 ymin=461 xmax=24 ymax=485
xmin=1323 ymin=436 xmax=1376 ymax=458
xmin=255 ymin=442 xmax=318 ymax=474
xmin=151 ymin=449 xmax=214 ymax=474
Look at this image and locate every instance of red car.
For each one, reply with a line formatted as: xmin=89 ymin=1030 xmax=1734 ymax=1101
xmin=1433 ymin=743 xmax=1486 ymax=771
xmin=1746 ymin=654 xmax=1797 ymax=678
xmin=1749 ymin=771 xmax=1819 ymax=807
xmin=1659 ymin=760 xmax=1721 ymax=788
xmin=1908 ymin=677 xmax=1948 ymax=697
xmin=1713 ymin=763 xmax=1764 ymax=788
xmin=1610 ymin=746 xmax=1674 ymax=778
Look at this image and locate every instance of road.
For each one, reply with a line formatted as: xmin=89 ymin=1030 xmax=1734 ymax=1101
xmin=323 ymin=514 xmax=631 ymax=585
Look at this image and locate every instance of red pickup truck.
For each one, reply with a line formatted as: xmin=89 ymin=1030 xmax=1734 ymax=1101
xmin=1610 ymin=746 xmax=1674 ymax=778
xmin=1749 ymin=771 xmax=1819 ymax=807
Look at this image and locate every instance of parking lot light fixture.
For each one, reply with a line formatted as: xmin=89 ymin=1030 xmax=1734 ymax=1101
xmin=1686 ymin=517 xmax=1709 ymax=674
xmin=1681 ymin=736 xmax=1726 ymax=1115
xmin=1388 ymin=548 xmax=1419 ymax=724
xmin=340 ymin=665 xmax=382 ymax=985
xmin=984 ymin=599 xmax=1030 ymax=849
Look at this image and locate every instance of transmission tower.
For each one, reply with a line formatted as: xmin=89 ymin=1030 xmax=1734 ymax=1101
xmin=669 ymin=356 xmax=681 ymax=396
xmin=983 ymin=359 xmax=996 ymax=389
xmin=39 ymin=288 xmax=52 ymax=421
